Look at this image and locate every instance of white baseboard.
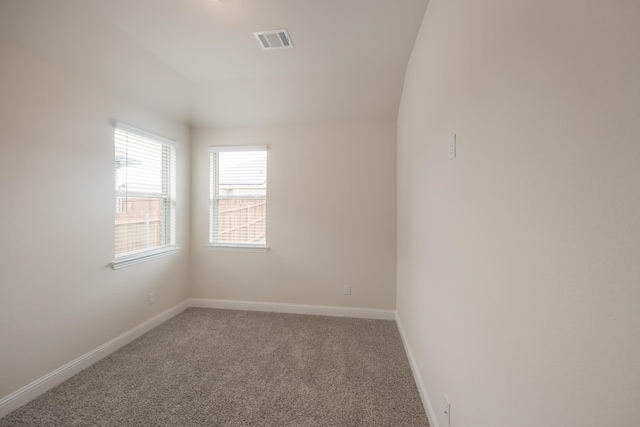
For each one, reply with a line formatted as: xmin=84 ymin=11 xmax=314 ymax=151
xmin=0 ymin=300 xmax=189 ymax=418
xmin=189 ymin=298 xmax=396 ymax=320
xmin=395 ymin=312 xmax=440 ymax=427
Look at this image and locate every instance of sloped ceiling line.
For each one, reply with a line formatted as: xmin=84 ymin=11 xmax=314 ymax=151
xmin=0 ymin=0 xmax=429 ymax=127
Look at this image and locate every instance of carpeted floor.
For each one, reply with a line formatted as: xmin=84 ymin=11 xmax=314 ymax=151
xmin=0 ymin=308 xmax=429 ymax=426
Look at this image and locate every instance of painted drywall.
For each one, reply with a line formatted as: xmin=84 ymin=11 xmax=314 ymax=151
xmin=396 ymin=1 xmax=640 ymax=426
xmin=0 ymin=39 xmax=191 ymax=399
xmin=190 ymin=123 xmax=397 ymax=309
xmin=0 ymin=0 xmax=427 ymax=128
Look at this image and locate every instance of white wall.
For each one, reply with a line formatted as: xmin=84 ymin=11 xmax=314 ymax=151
xmin=397 ymin=1 xmax=640 ymax=426
xmin=0 ymin=39 xmax=191 ymax=400
xmin=191 ymin=123 xmax=397 ymax=309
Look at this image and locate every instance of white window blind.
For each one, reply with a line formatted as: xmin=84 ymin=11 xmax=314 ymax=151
xmin=209 ymin=146 xmax=267 ymax=248
xmin=114 ymin=123 xmax=176 ymax=259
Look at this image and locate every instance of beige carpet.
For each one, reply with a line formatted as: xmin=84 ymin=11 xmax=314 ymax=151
xmin=0 ymin=308 xmax=429 ymax=426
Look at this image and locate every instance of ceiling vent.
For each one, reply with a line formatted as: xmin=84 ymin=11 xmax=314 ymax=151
xmin=253 ymin=29 xmax=293 ymax=50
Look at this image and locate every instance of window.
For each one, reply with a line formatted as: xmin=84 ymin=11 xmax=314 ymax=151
xmin=209 ymin=146 xmax=267 ymax=249
xmin=113 ymin=123 xmax=177 ymax=267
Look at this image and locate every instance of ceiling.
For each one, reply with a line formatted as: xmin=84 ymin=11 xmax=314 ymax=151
xmin=0 ymin=0 xmax=429 ymax=127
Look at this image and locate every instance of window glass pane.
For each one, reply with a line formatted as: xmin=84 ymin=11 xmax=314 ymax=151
xmin=115 ymin=130 xmax=164 ymax=195
xmin=115 ymin=125 xmax=176 ymax=258
xmin=210 ymin=148 xmax=267 ymax=247
xmin=115 ymin=197 xmax=166 ymax=254
xmin=218 ymin=151 xmax=266 ymax=197
xmin=215 ymin=199 xmax=266 ymax=245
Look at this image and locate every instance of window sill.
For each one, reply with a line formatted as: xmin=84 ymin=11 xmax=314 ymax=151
xmin=207 ymin=245 xmax=269 ymax=253
xmin=111 ymin=247 xmax=180 ymax=270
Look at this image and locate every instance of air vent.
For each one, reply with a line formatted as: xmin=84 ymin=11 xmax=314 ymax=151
xmin=253 ymin=29 xmax=293 ymax=50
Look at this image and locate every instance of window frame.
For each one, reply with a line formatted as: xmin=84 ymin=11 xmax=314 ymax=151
xmin=208 ymin=145 xmax=268 ymax=251
xmin=112 ymin=122 xmax=179 ymax=269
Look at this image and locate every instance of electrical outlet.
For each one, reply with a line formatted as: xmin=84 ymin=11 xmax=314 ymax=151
xmin=343 ymin=285 xmax=351 ymax=295
xmin=443 ymin=394 xmax=450 ymax=425
xmin=148 ymin=292 xmax=156 ymax=305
